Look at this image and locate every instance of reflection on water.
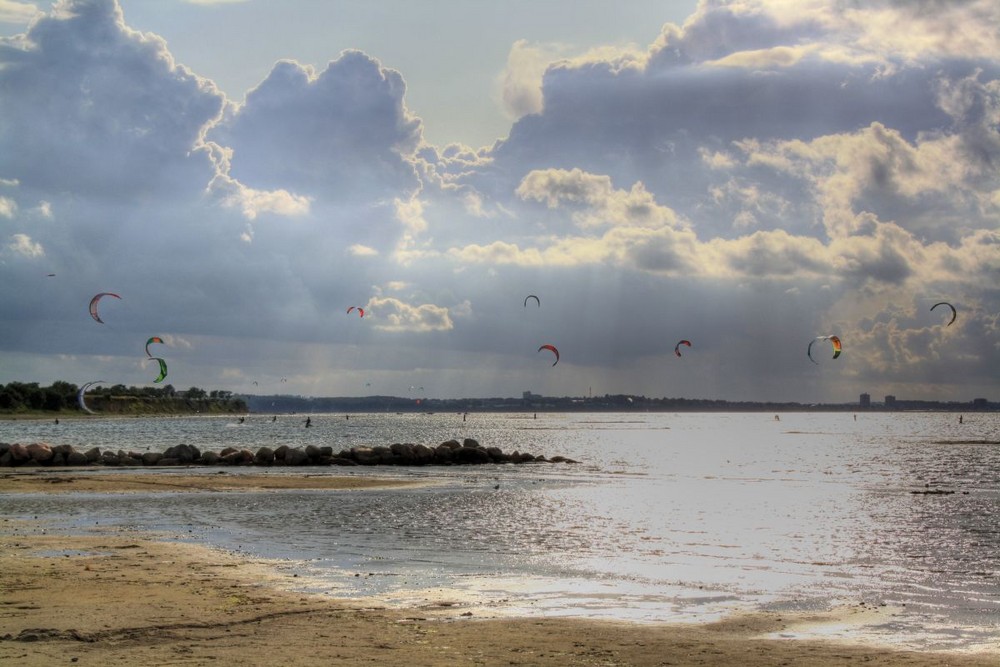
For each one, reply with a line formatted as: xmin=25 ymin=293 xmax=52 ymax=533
xmin=3 ymin=412 xmax=999 ymax=651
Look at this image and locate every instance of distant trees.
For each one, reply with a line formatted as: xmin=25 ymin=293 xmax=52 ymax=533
xmin=0 ymin=381 xmax=246 ymax=414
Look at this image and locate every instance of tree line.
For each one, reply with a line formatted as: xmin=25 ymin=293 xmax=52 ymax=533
xmin=0 ymin=381 xmax=245 ymax=414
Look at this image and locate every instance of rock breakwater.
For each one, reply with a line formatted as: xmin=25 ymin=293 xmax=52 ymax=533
xmin=0 ymin=439 xmax=577 ymax=467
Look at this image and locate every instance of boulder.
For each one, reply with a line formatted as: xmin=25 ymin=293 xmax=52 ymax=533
xmin=350 ymin=447 xmax=379 ymax=465
xmin=455 ymin=446 xmax=491 ymax=464
xmin=199 ymin=451 xmax=220 ymax=465
xmin=52 ymin=444 xmax=76 ymax=458
xmin=304 ymin=445 xmax=321 ymax=460
xmin=486 ymin=447 xmax=507 ymax=462
xmin=389 ymin=443 xmax=415 ymax=464
xmin=389 ymin=442 xmax=412 ymax=456
xmin=65 ymin=451 xmax=89 ymax=466
xmin=433 ymin=444 xmax=454 ymax=463
xmin=163 ymin=444 xmax=197 ymax=464
xmin=84 ymin=447 xmax=102 ymax=463
xmin=10 ymin=443 xmax=30 ymax=463
xmin=331 ymin=457 xmax=358 ymax=466
xmin=411 ymin=443 xmax=435 ymax=464
xmin=254 ymin=447 xmax=275 ymax=465
xmin=220 ymin=450 xmax=243 ymax=465
xmin=142 ymin=452 xmax=163 ymax=466
xmin=26 ymin=443 xmax=54 ymax=464
xmin=371 ymin=446 xmax=393 ymax=464
xmin=462 ymin=438 xmax=482 ymax=450
xmin=284 ymin=448 xmax=310 ymax=466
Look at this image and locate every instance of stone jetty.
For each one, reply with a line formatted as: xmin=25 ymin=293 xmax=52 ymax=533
xmin=0 ymin=439 xmax=577 ymax=468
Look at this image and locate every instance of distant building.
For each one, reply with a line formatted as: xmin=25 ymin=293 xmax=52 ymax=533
xmin=884 ymin=395 xmax=897 ymax=408
xmin=973 ymin=398 xmax=988 ymax=408
xmin=859 ymin=393 xmax=871 ymax=408
xmin=522 ymin=391 xmax=542 ymax=402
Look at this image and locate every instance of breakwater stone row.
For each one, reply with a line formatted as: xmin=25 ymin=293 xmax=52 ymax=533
xmin=0 ymin=439 xmax=577 ymax=467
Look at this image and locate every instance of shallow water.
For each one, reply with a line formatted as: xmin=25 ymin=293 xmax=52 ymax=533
xmin=3 ymin=411 xmax=999 ymax=651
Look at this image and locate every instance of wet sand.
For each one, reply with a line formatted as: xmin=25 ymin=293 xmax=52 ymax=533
xmin=2 ymin=472 xmax=997 ymax=666
xmin=0 ymin=470 xmax=419 ymax=494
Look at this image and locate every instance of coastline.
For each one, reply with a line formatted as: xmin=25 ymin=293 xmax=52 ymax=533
xmin=0 ymin=469 xmax=421 ymax=494
xmin=3 ymin=473 xmax=998 ymax=666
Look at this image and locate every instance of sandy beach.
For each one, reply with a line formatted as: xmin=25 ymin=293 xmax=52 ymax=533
xmin=2 ymin=471 xmax=997 ymax=666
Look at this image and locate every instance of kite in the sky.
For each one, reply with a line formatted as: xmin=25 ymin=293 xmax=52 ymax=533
xmin=89 ymin=292 xmax=121 ymax=323
xmin=347 ymin=306 xmax=365 ymax=317
xmin=148 ymin=357 xmax=168 ymax=383
xmin=807 ymin=335 xmax=842 ymax=364
xmin=674 ymin=340 xmax=692 ymax=357
xmin=145 ymin=336 xmax=164 ymax=357
xmin=524 ymin=294 xmax=540 ymax=307
xmin=76 ymin=380 xmax=104 ymax=414
xmin=538 ymin=344 xmax=560 ymax=366
xmin=930 ymin=302 xmax=957 ymax=326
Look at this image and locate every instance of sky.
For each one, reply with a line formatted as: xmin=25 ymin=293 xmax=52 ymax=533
xmin=0 ymin=0 xmax=998 ymax=404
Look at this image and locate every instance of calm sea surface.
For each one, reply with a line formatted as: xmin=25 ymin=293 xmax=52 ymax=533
xmin=3 ymin=411 xmax=999 ymax=651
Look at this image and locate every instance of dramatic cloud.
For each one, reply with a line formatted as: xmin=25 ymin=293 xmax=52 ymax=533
xmin=0 ymin=0 xmax=996 ymax=403
xmin=209 ymin=52 xmax=423 ymax=202
xmin=0 ymin=0 xmax=224 ymax=199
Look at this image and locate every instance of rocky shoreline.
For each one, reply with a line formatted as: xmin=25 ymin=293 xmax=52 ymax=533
xmin=0 ymin=439 xmax=576 ymax=468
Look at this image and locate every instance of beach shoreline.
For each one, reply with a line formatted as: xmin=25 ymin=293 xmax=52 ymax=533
xmin=0 ymin=469 xmax=422 ymax=494
xmin=3 ymin=472 xmax=998 ymax=666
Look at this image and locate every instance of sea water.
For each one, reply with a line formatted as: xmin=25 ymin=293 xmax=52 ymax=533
xmin=3 ymin=411 xmax=999 ymax=651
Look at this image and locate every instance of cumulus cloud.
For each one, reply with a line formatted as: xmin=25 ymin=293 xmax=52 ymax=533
xmin=0 ymin=0 xmax=224 ymax=198
xmin=213 ymin=176 xmax=312 ymax=221
xmin=209 ymin=52 xmax=423 ymax=202
xmin=5 ymin=232 xmax=43 ymax=257
xmin=367 ymin=296 xmax=454 ymax=333
xmin=0 ymin=0 xmax=997 ymax=402
xmin=498 ymin=40 xmax=556 ymax=120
